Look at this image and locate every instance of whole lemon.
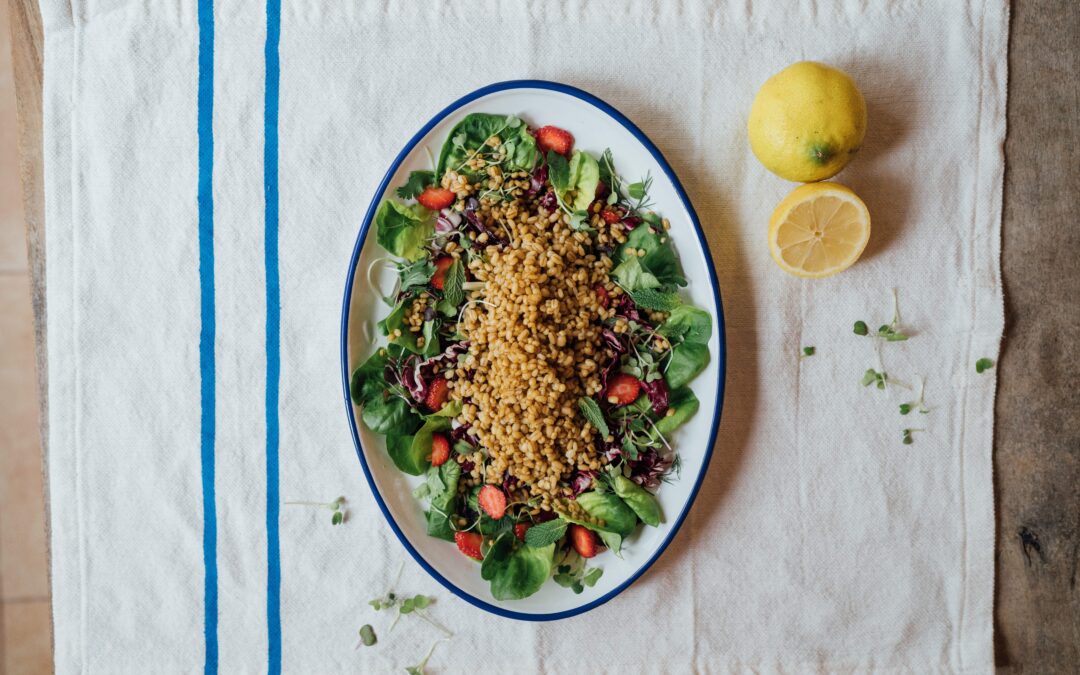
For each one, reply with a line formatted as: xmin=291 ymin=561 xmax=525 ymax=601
xmin=748 ymin=61 xmax=867 ymax=182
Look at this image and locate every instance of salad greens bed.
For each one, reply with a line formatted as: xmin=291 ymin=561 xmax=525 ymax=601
xmin=351 ymin=112 xmax=712 ymax=601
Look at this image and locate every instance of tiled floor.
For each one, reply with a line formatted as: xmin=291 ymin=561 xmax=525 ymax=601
xmin=1 ymin=3 xmax=53 ymax=673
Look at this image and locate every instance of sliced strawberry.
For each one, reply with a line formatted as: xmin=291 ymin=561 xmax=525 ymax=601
xmin=424 ymin=377 xmax=450 ymax=412
xmin=478 ymin=485 xmax=507 ymax=520
xmin=430 ymin=432 xmax=450 ymax=467
xmin=514 ymin=523 xmax=532 ymax=541
xmin=568 ymin=524 xmax=598 ymax=559
xmin=601 ymin=206 xmax=624 ymax=224
xmin=431 ymin=256 xmax=454 ymax=290
xmin=416 ymin=186 xmax=455 ymax=211
xmin=606 ymin=373 xmax=642 ymax=407
xmin=536 ymin=125 xmax=574 ymax=156
xmin=594 ymin=284 xmax=610 ymax=309
xmin=454 ymin=531 xmax=483 ymax=561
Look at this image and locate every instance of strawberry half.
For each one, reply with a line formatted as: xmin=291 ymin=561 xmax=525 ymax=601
xmin=425 ymin=377 xmax=450 ymax=412
xmin=536 ymin=125 xmax=574 ymax=156
xmin=416 ymin=186 xmax=455 ymax=211
xmin=606 ymin=373 xmax=642 ymax=407
xmin=594 ymin=284 xmax=610 ymax=309
xmin=601 ymin=206 xmax=624 ymax=224
xmin=454 ymin=531 xmax=484 ymax=561
xmin=568 ymin=524 xmax=598 ymax=559
xmin=431 ymin=256 xmax=454 ymax=290
xmin=513 ymin=523 xmax=532 ymax=541
xmin=478 ymin=485 xmax=507 ymax=520
xmin=430 ymin=432 xmax=450 ymax=467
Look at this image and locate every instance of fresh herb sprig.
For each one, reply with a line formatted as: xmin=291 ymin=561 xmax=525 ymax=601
xmin=284 ymin=496 xmax=347 ymax=525
xmin=853 ymin=289 xmax=910 ymax=341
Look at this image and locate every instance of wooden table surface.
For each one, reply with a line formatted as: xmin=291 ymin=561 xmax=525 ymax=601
xmin=7 ymin=1 xmax=1079 ymax=671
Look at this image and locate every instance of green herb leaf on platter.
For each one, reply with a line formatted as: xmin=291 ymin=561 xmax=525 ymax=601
xmin=436 ymin=113 xmax=537 ymax=179
xmin=582 ymin=567 xmax=603 ymax=587
xmin=975 ymin=357 xmax=994 ymax=374
xmin=565 ymin=150 xmax=600 ymax=212
xmin=421 ymin=319 xmax=440 ymax=357
xmin=377 ymin=297 xmax=421 ymax=353
xmin=575 ymin=491 xmax=638 ymax=536
xmin=362 ymin=395 xmax=421 ymax=437
xmin=480 ymin=532 xmax=556 ymax=601
xmin=853 ymin=320 xmax=869 ymax=336
xmin=611 ymin=256 xmax=661 ymax=292
xmin=654 ymin=387 xmax=700 ymax=435
xmin=802 ymin=346 xmax=815 ymax=357
xmin=350 ymin=350 xmax=388 ymax=407
xmin=424 ymin=460 xmax=461 ymax=541
xmin=441 ymin=259 xmax=466 ymax=310
xmin=546 ymin=150 xmax=570 ymax=193
xmin=398 ymin=257 xmax=436 ymax=294
xmin=395 ymin=170 xmax=435 ymax=200
xmin=524 ymin=518 xmax=568 ymax=548
xmin=616 ymin=224 xmax=686 ymax=288
xmin=394 ymin=416 xmax=451 ymax=477
xmin=374 ymin=200 xmax=432 ymax=262
xmin=659 ymin=305 xmax=712 ymax=344
xmin=609 ymin=473 xmax=662 ymax=527
xmin=577 ymin=397 xmax=610 ymax=438
xmin=630 ymin=288 xmax=682 ymax=312
xmin=664 ymin=341 xmax=710 ymax=389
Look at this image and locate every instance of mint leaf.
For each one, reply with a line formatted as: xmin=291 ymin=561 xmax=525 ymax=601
xmin=524 ymin=518 xmax=568 ymax=548
xmin=630 ymin=288 xmax=681 ymax=311
xmin=577 ymin=397 xmax=610 ymax=437
xmin=442 ymin=259 xmax=465 ymax=308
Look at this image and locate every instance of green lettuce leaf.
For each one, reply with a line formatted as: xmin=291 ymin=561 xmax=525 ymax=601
xmin=436 ymin=113 xmax=537 ymax=179
xmin=375 ymin=200 xmax=432 ymax=261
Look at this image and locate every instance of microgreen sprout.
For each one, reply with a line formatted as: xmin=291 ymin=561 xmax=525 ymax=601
xmin=356 ymin=624 xmax=377 ymax=648
xmin=801 ymin=346 xmax=815 ymax=358
xmin=900 ymin=376 xmax=930 ymax=415
xmin=975 ymin=357 xmax=994 ymax=374
xmin=284 ymin=496 xmax=346 ymax=525
xmin=853 ymin=289 xmax=910 ymax=341
xmin=861 ymin=368 xmax=888 ymax=390
xmin=405 ymin=638 xmax=451 ymax=675
xmin=901 ymin=428 xmax=924 ymax=445
xmin=369 ymin=563 xmax=452 ymax=637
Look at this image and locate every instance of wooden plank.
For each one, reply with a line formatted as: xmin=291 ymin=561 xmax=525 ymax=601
xmin=994 ymin=1 xmax=1080 ymax=672
xmin=7 ymin=0 xmax=45 ymax=452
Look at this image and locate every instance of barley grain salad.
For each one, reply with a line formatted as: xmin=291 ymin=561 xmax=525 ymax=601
xmin=350 ymin=113 xmax=712 ymax=600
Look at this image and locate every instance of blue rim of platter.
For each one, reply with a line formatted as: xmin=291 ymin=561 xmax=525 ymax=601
xmin=340 ymin=79 xmax=727 ymax=621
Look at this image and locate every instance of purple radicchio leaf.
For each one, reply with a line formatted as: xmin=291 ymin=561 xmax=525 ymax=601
xmin=628 ymin=449 xmax=672 ymax=489
xmin=528 ymin=165 xmax=548 ymax=195
xmin=463 ymin=197 xmax=507 ymax=247
xmin=622 ymin=215 xmax=643 ymax=231
xmin=641 ymin=377 xmax=669 ymax=416
xmin=601 ymin=328 xmax=626 ymax=354
xmin=400 ymin=355 xmax=427 ymax=404
xmin=569 ymin=471 xmax=596 ymax=496
xmin=615 ymin=293 xmax=643 ymax=323
xmin=538 ymin=190 xmax=558 ymax=212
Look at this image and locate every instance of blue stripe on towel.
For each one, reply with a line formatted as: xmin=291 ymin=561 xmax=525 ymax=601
xmin=197 ymin=0 xmax=218 ymax=672
xmin=264 ymin=0 xmax=283 ymax=671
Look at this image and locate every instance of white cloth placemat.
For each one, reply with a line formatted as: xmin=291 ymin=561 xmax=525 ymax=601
xmin=41 ymin=1 xmax=1006 ymax=672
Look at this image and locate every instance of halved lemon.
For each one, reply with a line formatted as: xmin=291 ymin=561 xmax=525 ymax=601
xmin=768 ymin=182 xmax=870 ymax=278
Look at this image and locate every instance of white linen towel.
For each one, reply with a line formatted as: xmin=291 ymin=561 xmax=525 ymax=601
xmin=41 ymin=1 xmax=1006 ymax=672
